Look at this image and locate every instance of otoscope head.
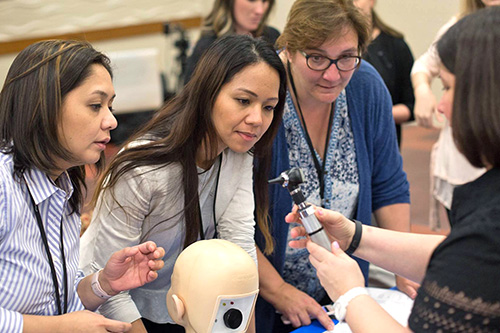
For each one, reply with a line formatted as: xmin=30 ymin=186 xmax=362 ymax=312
xmin=269 ymin=167 xmax=308 ymax=206
xmin=268 ymin=167 xmax=305 ymax=190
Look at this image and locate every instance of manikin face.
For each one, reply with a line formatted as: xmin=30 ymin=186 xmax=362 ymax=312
xmin=233 ymin=0 xmax=270 ymax=34
xmin=287 ymin=27 xmax=359 ymax=106
xmin=212 ymin=62 xmax=279 ymax=155
xmin=437 ymin=65 xmax=455 ymax=124
xmin=55 ymin=64 xmax=117 ymax=175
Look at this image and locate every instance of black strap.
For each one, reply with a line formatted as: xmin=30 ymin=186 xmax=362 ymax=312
xmin=198 ymin=154 xmax=222 ymax=240
xmin=287 ymin=61 xmax=334 ymax=205
xmin=345 ymin=219 xmax=362 ymax=255
xmin=27 ymin=186 xmax=68 ymax=315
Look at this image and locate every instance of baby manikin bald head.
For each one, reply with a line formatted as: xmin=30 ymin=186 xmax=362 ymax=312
xmin=167 ymin=239 xmax=258 ymax=332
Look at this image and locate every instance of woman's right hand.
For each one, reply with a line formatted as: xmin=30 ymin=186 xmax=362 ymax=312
xmin=60 ymin=310 xmax=132 ymax=333
xmin=286 ymin=206 xmax=355 ymax=251
xmin=414 ymin=83 xmax=437 ymax=128
xmin=23 ymin=310 xmax=132 ymax=333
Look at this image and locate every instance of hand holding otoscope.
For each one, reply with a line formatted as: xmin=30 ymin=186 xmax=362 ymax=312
xmin=269 ymin=167 xmax=332 ymax=251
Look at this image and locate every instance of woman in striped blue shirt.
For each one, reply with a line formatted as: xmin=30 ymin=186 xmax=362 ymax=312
xmin=0 ymin=39 xmax=165 ymax=333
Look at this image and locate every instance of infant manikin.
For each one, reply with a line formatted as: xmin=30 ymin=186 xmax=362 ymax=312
xmin=167 ymin=239 xmax=258 ymax=332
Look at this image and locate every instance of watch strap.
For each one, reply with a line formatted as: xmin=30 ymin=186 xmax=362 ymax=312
xmin=334 ymin=287 xmax=368 ymax=322
xmin=345 ymin=219 xmax=362 ymax=255
xmin=91 ymin=269 xmax=112 ymax=300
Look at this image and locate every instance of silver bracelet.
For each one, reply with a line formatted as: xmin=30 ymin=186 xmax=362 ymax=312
xmin=91 ymin=269 xmax=112 ymax=300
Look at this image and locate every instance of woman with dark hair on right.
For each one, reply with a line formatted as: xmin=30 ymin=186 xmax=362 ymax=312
xmin=288 ymin=7 xmax=500 ymax=331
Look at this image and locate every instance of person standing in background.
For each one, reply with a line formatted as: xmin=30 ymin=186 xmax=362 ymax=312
xmin=410 ymin=0 xmax=496 ymax=228
xmin=184 ymin=0 xmax=280 ymax=83
xmin=354 ymin=0 xmax=415 ymax=148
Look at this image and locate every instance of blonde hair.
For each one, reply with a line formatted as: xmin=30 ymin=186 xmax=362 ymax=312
xmin=460 ymin=0 xmax=486 ymax=17
xmin=277 ymin=0 xmax=370 ymax=54
xmin=202 ymin=0 xmax=275 ymax=37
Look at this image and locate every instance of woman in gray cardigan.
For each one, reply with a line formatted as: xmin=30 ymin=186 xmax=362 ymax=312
xmin=80 ymin=34 xmax=286 ymax=332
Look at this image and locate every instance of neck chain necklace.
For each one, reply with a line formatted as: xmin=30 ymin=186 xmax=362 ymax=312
xmin=287 ymin=61 xmax=334 ymax=204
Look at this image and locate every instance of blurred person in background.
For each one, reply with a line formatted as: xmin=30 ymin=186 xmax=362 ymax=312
xmin=184 ymin=0 xmax=280 ymax=83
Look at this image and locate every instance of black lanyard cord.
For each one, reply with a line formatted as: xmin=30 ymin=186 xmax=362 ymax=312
xmin=198 ymin=154 xmax=222 ymax=240
xmin=287 ymin=61 xmax=334 ymax=203
xmin=27 ymin=186 xmax=68 ymax=315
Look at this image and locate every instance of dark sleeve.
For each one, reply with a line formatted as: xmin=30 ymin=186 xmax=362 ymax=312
xmin=408 ymin=219 xmax=500 ymax=331
xmin=393 ymin=38 xmax=415 ymax=121
xmin=262 ymin=26 xmax=280 ymax=48
xmin=184 ymin=33 xmax=217 ymax=84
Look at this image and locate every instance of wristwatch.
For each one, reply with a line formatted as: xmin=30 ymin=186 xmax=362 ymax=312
xmin=91 ymin=269 xmax=112 ymax=300
xmin=333 ymin=287 xmax=368 ymax=322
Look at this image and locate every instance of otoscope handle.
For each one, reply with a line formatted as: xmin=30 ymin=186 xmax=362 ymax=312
xmin=299 ymin=206 xmax=332 ymax=251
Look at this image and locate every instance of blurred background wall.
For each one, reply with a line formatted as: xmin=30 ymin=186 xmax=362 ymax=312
xmin=0 ymin=0 xmax=459 ymax=101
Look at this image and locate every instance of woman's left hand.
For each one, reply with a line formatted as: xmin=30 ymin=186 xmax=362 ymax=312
xmin=307 ymin=240 xmax=364 ymax=302
xmin=100 ymin=241 xmax=165 ymax=295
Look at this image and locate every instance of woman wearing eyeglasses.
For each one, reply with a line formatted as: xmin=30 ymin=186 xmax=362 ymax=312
xmin=254 ymin=0 xmax=412 ymax=332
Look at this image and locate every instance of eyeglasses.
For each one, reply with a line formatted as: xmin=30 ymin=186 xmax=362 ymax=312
xmin=299 ymin=51 xmax=361 ymax=72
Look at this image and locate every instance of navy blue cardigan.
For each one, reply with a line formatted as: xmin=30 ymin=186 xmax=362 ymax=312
xmin=255 ymin=61 xmax=410 ymax=332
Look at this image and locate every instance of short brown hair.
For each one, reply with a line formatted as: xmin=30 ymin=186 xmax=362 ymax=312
xmin=277 ymin=0 xmax=370 ymax=54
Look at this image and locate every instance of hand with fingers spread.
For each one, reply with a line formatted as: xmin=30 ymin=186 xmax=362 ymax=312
xmin=286 ymin=205 xmax=355 ymax=252
xmin=272 ymin=282 xmax=334 ymax=330
xmin=307 ymin=241 xmax=364 ymax=302
xmin=100 ymin=241 xmax=165 ymax=295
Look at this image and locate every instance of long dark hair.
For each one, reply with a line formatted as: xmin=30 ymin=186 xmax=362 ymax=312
xmin=0 ymin=39 xmax=112 ymax=213
xmin=437 ymin=7 xmax=500 ymax=169
xmin=94 ymin=35 xmax=286 ymax=252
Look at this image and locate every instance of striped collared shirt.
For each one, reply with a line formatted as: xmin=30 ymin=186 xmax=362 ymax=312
xmin=0 ymin=152 xmax=85 ymax=332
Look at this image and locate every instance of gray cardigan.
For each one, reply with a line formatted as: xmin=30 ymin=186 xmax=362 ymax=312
xmin=79 ymin=147 xmax=257 ymax=324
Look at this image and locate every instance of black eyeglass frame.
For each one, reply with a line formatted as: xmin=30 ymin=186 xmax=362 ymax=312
xmin=299 ymin=50 xmax=362 ymax=72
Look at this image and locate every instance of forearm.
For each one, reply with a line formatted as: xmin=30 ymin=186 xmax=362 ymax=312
xmin=392 ymin=104 xmax=411 ymax=124
xmin=23 ymin=315 xmax=60 ymax=333
xmin=344 ymin=295 xmax=411 ymax=333
xmin=129 ymin=319 xmax=147 ymax=333
xmin=353 ymin=225 xmax=444 ymax=283
xmin=256 ymin=247 xmax=286 ymax=305
xmin=411 ymin=72 xmax=432 ymax=96
xmin=77 ymin=273 xmax=115 ymax=311
xmin=374 ymin=203 xmax=410 ymax=232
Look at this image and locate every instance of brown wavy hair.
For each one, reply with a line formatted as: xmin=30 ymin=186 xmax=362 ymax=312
xmin=277 ymin=0 xmax=370 ymax=55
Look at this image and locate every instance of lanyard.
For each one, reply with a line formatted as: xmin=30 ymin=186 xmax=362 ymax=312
xmin=287 ymin=61 xmax=334 ymax=204
xmin=26 ymin=185 xmax=68 ymax=315
xmin=198 ymin=154 xmax=222 ymax=240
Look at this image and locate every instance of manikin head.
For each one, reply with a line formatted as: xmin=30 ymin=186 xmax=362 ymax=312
xmin=167 ymin=240 xmax=258 ymax=332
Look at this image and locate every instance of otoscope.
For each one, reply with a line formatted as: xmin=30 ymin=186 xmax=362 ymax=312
xmin=269 ymin=167 xmax=332 ymax=251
